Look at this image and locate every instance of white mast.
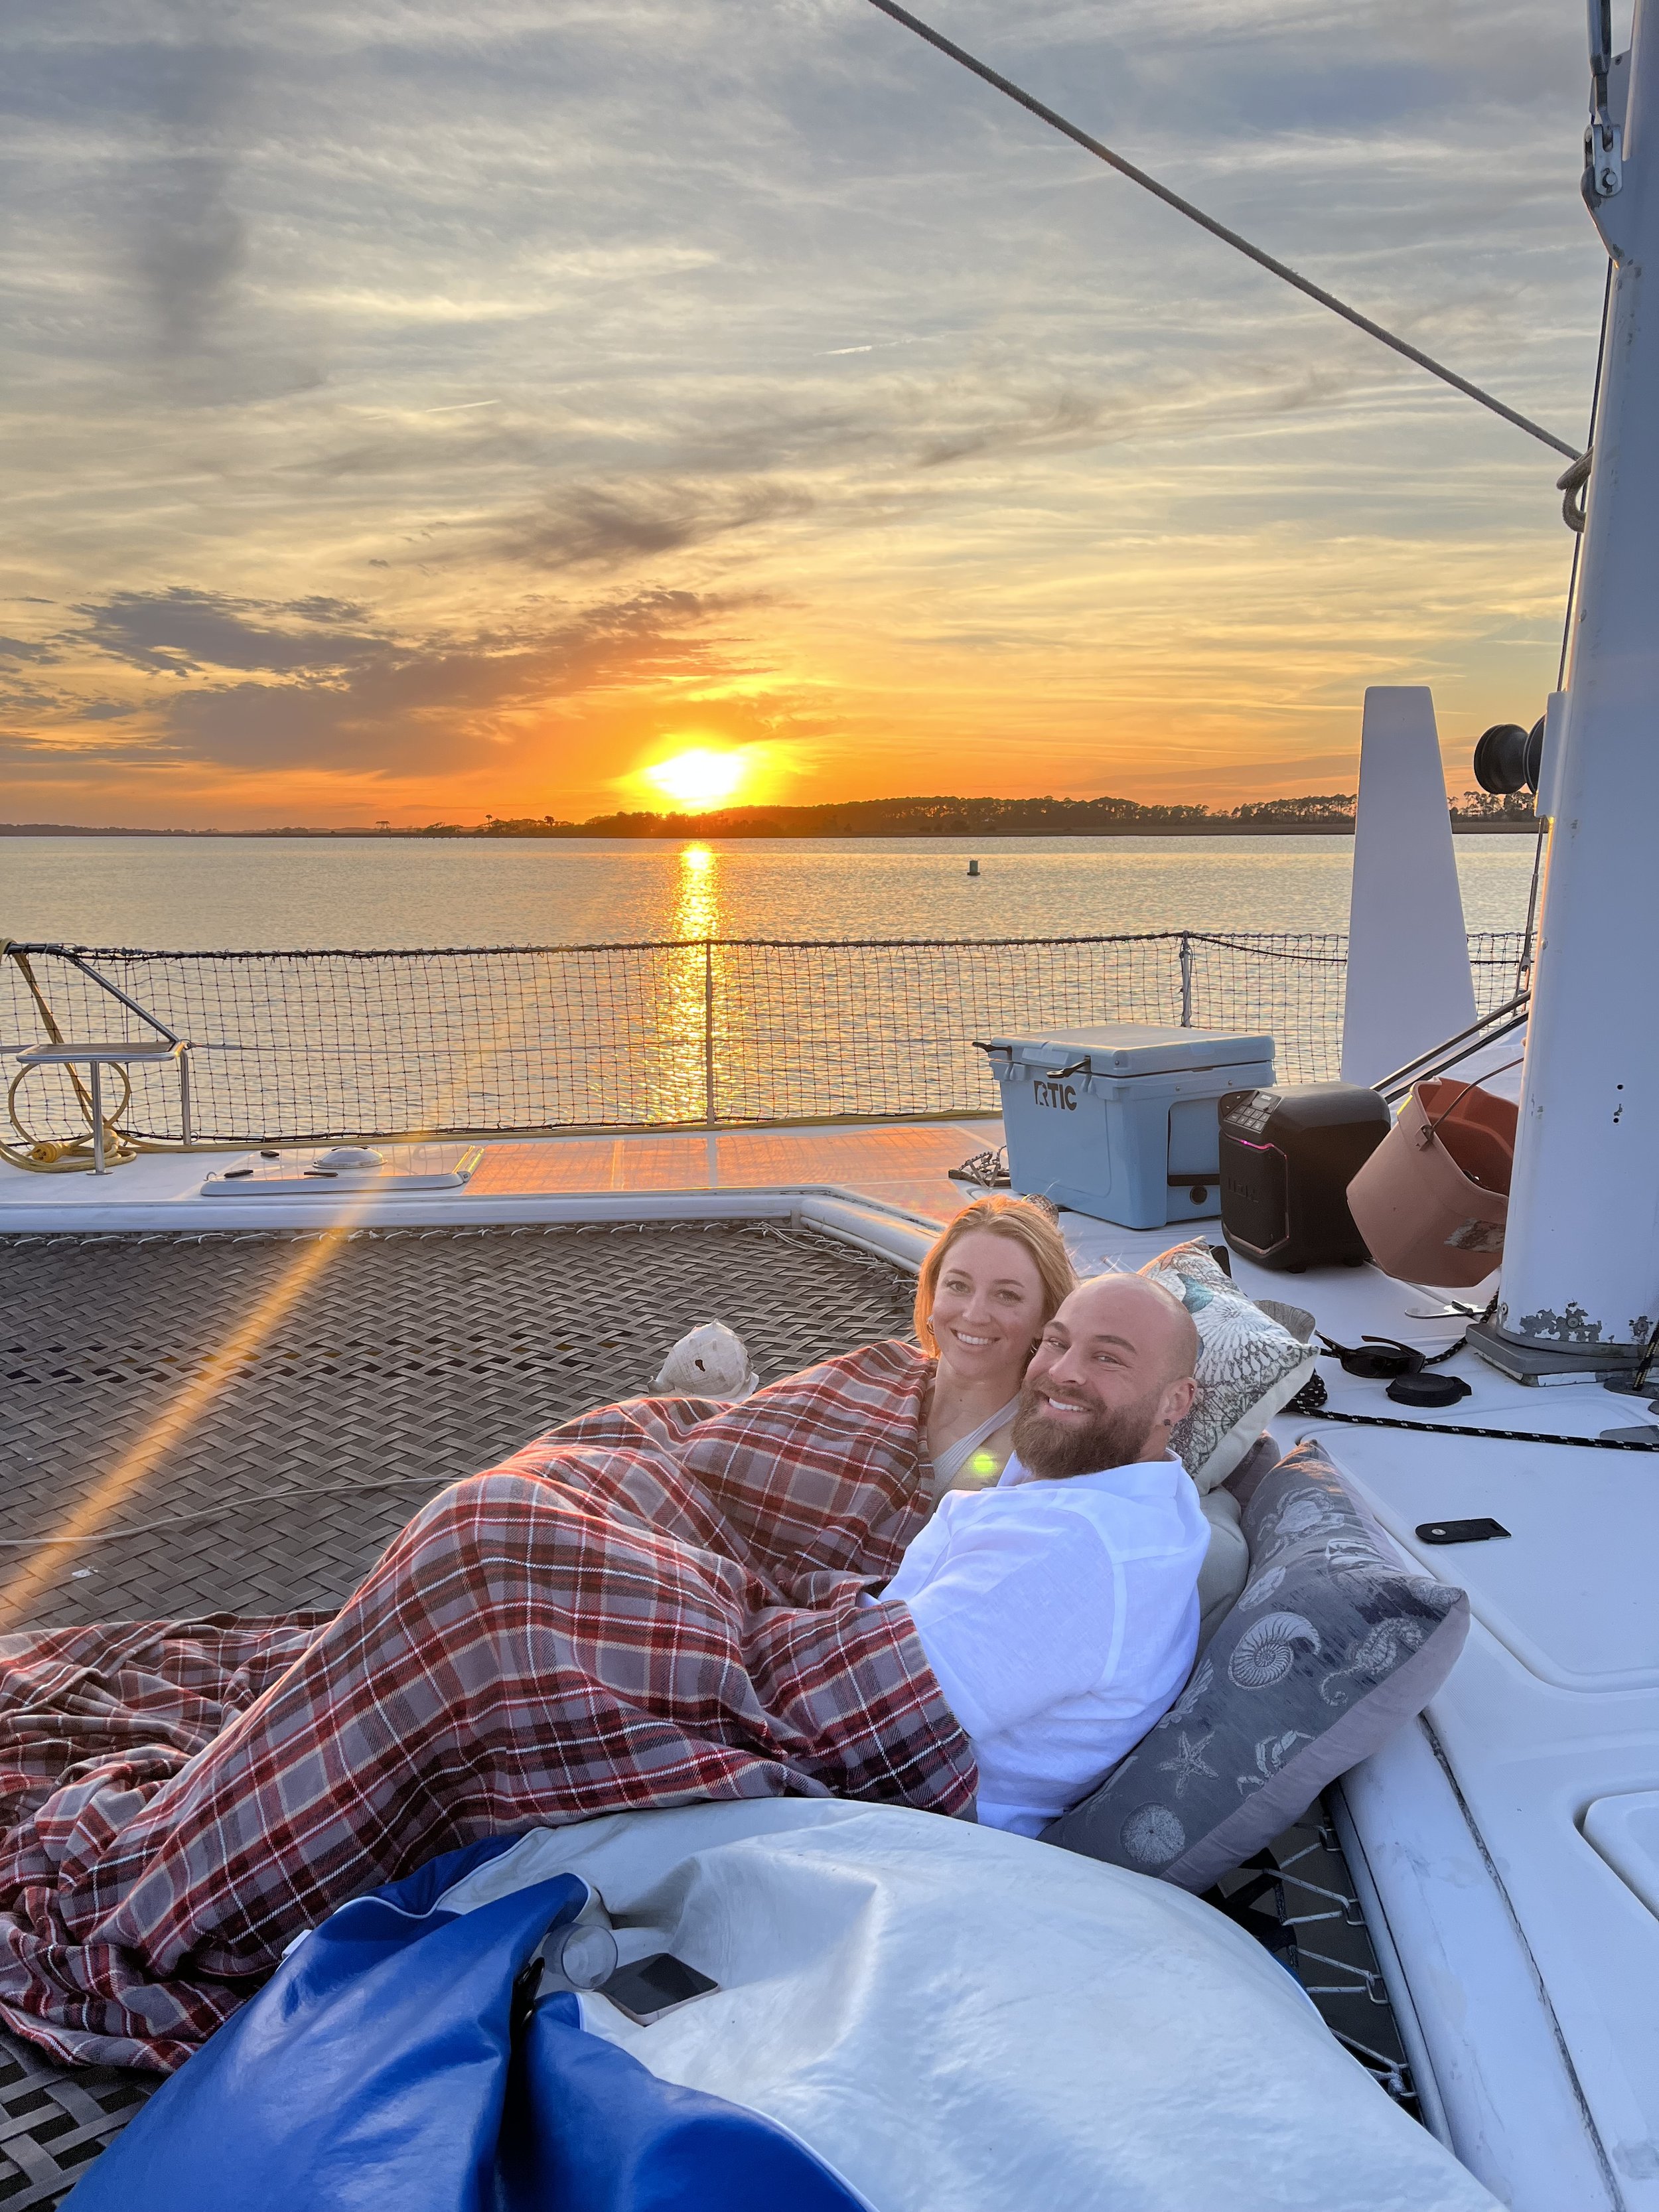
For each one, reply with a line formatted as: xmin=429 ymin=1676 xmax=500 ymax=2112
xmin=1493 ymin=0 xmax=1657 ymax=1363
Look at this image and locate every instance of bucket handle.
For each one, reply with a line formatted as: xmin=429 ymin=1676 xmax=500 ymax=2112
xmin=1415 ymin=1060 xmax=1524 ymax=1149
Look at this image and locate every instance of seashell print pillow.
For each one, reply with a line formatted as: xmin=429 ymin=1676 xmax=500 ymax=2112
xmin=1041 ymin=1438 xmax=1469 ymax=1893
xmin=1137 ymin=1240 xmax=1317 ymax=1493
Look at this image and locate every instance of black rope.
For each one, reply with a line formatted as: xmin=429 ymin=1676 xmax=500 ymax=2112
xmin=864 ymin=0 xmax=1582 ymax=465
xmin=1305 ymin=1409 xmax=1659 ymax=1453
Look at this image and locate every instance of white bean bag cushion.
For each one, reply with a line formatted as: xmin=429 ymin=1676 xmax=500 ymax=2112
xmin=436 ymin=1798 xmax=1494 ymax=2212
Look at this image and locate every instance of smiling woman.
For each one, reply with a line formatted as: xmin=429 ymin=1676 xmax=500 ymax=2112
xmin=915 ymin=1196 xmax=1077 ymax=1499
xmin=643 ymin=747 xmax=750 ymax=810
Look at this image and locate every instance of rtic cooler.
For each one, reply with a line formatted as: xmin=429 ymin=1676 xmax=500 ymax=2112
xmin=977 ymin=1023 xmax=1276 ymax=1229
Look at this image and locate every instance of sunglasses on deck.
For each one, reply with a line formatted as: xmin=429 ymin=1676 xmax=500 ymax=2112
xmin=1317 ymin=1333 xmax=1467 ymax=1380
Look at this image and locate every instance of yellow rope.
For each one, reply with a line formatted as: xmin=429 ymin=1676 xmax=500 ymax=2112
xmin=1 ymin=942 xmax=141 ymax=1171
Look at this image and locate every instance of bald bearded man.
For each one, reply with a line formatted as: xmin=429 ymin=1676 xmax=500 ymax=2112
xmin=879 ymin=1272 xmax=1209 ymax=1836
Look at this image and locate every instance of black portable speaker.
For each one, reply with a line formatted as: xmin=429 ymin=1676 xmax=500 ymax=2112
xmin=1218 ymin=1082 xmax=1392 ymax=1272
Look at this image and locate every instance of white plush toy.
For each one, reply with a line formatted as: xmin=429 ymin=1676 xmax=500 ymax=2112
xmin=654 ymin=1321 xmax=758 ymax=1401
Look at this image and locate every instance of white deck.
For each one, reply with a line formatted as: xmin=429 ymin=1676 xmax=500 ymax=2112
xmin=1066 ymin=1219 xmax=1659 ymax=2212
xmin=5 ymin=1122 xmax=1656 ymax=2209
xmin=0 ymin=1121 xmax=991 ymax=1251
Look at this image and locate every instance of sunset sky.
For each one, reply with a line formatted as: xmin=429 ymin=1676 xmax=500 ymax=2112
xmin=0 ymin=0 xmax=1610 ymax=829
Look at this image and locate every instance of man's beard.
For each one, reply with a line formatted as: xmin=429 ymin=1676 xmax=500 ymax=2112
xmin=1011 ymin=1377 xmax=1167 ymax=1480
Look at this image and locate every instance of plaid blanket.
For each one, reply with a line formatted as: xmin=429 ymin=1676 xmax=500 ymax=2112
xmin=0 ymin=1341 xmax=974 ymax=2072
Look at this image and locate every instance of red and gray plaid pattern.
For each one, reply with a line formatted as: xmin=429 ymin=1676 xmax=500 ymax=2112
xmin=0 ymin=1341 xmax=974 ymax=2072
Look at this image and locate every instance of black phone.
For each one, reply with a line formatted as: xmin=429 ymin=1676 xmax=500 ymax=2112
xmin=599 ymin=1953 xmax=718 ymax=2026
xmin=1415 ymin=1516 xmax=1510 ymax=1545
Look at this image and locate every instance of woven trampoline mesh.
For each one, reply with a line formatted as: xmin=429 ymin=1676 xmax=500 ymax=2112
xmin=0 ymin=2038 xmax=154 ymax=2207
xmin=0 ymin=1218 xmax=918 ymax=2192
xmin=0 ymin=1222 xmax=1420 ymax=2179
xmin=3 ymin=933 xmax=1528 ymax=1144
xmin=0 ymin=1222 xmax=919 ymax=1631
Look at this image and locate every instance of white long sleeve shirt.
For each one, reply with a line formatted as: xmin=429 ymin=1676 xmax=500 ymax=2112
xmin=881 ymin=1452 xmax=1208 ymax=1837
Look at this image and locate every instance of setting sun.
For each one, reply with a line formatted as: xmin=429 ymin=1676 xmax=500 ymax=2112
xmin=642 ymin=748 xmax=749 ymax=811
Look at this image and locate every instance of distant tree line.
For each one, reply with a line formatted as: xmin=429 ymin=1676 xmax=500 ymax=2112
xmin=1449 ymin=789 xmax=1537 ymax=820
xmin=1230 ymin=795 xmax=1354 ymax=821
xmin=426 ymin=794 xmax=1296 ymax=838
xmin=1 ymin=790 xmax=1540 ymax=838
xmin=397 ymin=790 xmax=1532 ymax=838
xmin=434 ymin=796 xmax=1212 ymax=838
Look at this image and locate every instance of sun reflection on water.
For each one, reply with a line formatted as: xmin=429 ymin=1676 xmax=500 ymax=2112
xmin=672 ymin=844 xmax=719 ymax=937
xmin=664 ymin=844 xmax=724 ymax=1122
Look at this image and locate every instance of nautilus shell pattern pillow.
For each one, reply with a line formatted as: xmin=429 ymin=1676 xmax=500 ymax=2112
xmin=1137 ymin=1240 xmax=1316 ymax=1493
xmin=1041 ymin=1438 xmax=1469 ymax=1893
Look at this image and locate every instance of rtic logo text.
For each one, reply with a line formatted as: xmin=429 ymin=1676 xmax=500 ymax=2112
xmin=1033 ymin=1080 xmax=1078 ymax=1112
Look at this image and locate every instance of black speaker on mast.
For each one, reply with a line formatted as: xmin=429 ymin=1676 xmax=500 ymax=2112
xmin=1472 ymin=717 xmax=1544 ymax=795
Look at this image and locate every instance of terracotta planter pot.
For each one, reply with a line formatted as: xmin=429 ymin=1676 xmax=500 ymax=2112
xmin=1345 ymin=1079 xmax=1518 ymax=1289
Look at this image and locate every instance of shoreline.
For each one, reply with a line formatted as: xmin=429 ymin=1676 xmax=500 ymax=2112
xmin=0 ymin=820 xmax=1541 ymax=840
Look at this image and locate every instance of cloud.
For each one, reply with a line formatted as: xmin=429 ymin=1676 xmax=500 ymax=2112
xmin=74 ymin=589 xmax=388 ymax=677
xmin=128 ymin=149 xmax=246 ymax=356
xmin=492 ymin=479 xmax=815 ymax=570
xmin=0 ymin=722 xmax=167 ymax=774
xmin=111 ymin=31 xmax=251 ymax=356
xmin=0 ymin=0 xmax=1608 ymax=826
xmin=145 ymin=587 xmax=761 ymax=773
xmin=0 ymin=583 xmax=783 ymax=799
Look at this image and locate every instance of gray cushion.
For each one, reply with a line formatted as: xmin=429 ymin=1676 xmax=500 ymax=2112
xmin=1041 ymin=1438 xmax=1469 ymax=1891
xmin=1194 ymin=1486 xmax=1249 ymax=1651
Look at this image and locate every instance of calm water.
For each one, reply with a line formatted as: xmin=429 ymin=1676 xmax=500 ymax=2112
xmin=1 ymin=833 xmax=1540 ymax=1136
xmin=1 ymin=834 xmax=1540 ymax=950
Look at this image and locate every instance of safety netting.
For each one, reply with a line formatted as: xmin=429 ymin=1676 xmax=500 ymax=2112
xmin=1 ymin=932 xmax=1529 ymax=1145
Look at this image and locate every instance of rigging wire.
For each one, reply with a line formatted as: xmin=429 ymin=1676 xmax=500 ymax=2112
xmin=1555 ymin=258 xmax=1615 ymax=686
xmin=863 ymin=0 xmax=1583 ymax=464
xmin=1515 ymin=832 xmax=1545 ymax=999
xmin=1516 ymin=262 xmax=1617 ymax=990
